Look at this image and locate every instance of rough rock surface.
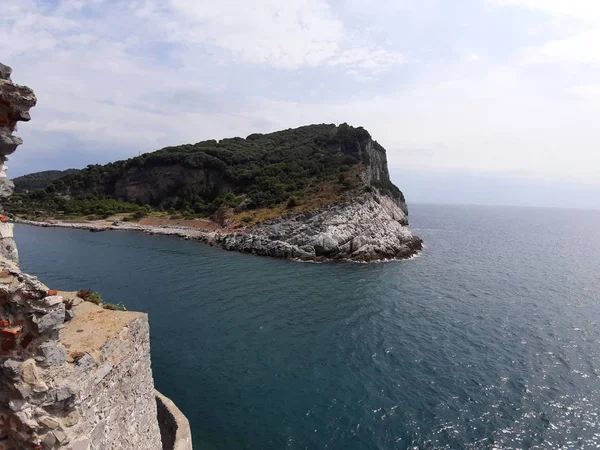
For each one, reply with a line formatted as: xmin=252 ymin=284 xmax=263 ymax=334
xmin=210 ymin=133 xmax=422 ymax=261
xmin=0 ymin=62 xmax=37 ymax=263
xmin=0 ymin=275 xmax=163 ymax=450
xmin=215 ymin=192 xmax=422 ymax=262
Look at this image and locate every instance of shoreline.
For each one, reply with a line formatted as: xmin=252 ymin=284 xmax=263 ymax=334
xmin=13 ymin=217 xmax=216 ymax=240
xmin=13 ymin=218 xmax=422 ymax=263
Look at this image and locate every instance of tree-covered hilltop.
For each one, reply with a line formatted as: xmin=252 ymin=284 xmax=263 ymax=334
xmin=12 ymin=169 xmax=80 ymax=193
xmin=7 ymin=123 xmax=403 ymax=220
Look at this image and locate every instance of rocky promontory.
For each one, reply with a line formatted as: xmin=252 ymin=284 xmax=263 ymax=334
xmin=215 ymin=193 xmax=422 ymax=262
xmin=15 ymin=189 xmax=422 ymax=263
xmin=10 ymin=123 xmax=422 ymax=262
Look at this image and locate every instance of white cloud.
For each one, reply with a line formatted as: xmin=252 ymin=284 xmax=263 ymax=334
xmin=1 ymin=0 xmax=600 ymax=193
xmin=0 ymin=0 xmax=407 ymax=173
xmin=522 ymin=30 xmax=600 ymax=64
xmin=491 ymin=0 xmax=600 ymax=23
xmin=569 ymin=84 xmax=600 ymax=97
xmin=249 ymin=65 xmax=600 ymax=183
xmin=328 ymin=47 xmax=405 ymax=72
xmin=154 ymin=0 xmax=403 ymax=72
xmin=493 ymin=0 xmax=600 ymax=72
xmin=167 ymin=0 xmax=343 ymax=68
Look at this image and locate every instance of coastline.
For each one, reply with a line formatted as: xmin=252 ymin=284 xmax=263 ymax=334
xmin=13 ymin=217 xmax=215 ymax=240
xmin=13 ymin=217 xmax=422 ymax=263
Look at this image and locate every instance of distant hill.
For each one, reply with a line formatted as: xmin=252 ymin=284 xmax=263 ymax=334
xmin=7 ymin=123 xmax=422 ymax=261
xmin=12 ymin=169 xmax=80 ymax=193
xmin=7 ymin=123 xmax=403 ymax=220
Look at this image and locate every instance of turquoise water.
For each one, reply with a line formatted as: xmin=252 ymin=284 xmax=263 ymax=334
xmin=15 ymin=204 xmax=600 ymax=449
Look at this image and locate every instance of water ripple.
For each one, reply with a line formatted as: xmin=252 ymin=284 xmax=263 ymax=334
xmin=14 ymin=205 xmax=600 ymax=449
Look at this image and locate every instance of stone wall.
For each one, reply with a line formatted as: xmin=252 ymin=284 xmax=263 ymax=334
xmin=155 ymin=392 xmax=193 ymax=450
xmin=0 ymin=63 xmax=36 ymax=263
xmin=0 ymin=63 xmax=191 ymax=449
xmin=0 ymin=280 xmax=164 ymax=450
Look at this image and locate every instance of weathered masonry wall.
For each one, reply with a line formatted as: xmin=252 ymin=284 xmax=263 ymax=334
xmin=0 ymin=62 xmax=35 ymax=263
xmin=155 ymin=392 xmax=193 ymax=450
xmin=0 ymin=63 xmax=192 ymax=449
xmin=0 ymin=285 xmax=164 ymax=450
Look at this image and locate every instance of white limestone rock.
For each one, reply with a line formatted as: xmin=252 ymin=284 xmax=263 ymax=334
xmin=213 ymin=192 xmax=422 ymax=262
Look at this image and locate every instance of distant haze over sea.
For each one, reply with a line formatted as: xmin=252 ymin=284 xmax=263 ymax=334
xmin=391 ymin=169 xmax=600 ymax=211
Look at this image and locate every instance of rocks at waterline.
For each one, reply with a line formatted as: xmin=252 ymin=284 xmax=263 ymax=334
xmin=214 ymin=192 xmax=423 ymax=262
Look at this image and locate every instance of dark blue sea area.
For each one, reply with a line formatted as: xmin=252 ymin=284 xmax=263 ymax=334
xmin=15 ymin=204 xmax=600 ymax=449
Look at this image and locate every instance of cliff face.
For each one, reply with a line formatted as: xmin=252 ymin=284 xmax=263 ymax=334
xmin=214 ymin=192 xmax=421 ymax=262
xmin=0 ymin=63 xmax=192 ymax=450
xmin=110 ymin=129 xmax=408 ymax=213
xmin=113 ymin=164 xmax=234 ymax=206
xmin=110 ymin=136 xmax=406 ymax=213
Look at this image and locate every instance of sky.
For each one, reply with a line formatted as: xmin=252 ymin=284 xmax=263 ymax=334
xmin=1 ymin=0 xmax=599 ymax=209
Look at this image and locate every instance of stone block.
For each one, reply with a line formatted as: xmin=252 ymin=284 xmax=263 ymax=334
xmin=40 ymin=295 xmax=63 ymax=308
xmin=42 ymin=431 xmax=57 ymax=447
xmin=0 ymin=63 xmax=12 ymax=80
xmin=20 ymin=359 xmax=48 ymax=393
xmin=32 ymin=306 xmax=65 ymax=333
xmin=53 ymin=429 xmax=68 ymax=443
xmin=63 ymin=411 xmax=80 ymax=428
xmin=0 ymin=223 xmax=13 ymax=238
xmin=0 ymin=238 xmax=18 ymax=262
xmin=1 ymin=359 xmax=21 ymax=379
xmin=39 ymin=416 xmax=60 ymax=429
xmin=71 ymin=438 xmax=90 ymax=450
xmin=38 ymin=341 xmax=67 ymax=366
xmin=0 ymin=134 xmax=22 ymax=155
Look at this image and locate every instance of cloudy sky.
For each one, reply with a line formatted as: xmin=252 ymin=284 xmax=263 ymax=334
xmin=2 ymin=0 xmax=599 ymax=208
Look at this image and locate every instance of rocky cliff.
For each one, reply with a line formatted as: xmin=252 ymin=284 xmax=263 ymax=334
xmin=214 ymin=192 xmax=421 ymax=262
xmin=10 ymin=123 xmax=422 ymax=262
xmin=0 ymin=64 xmax=192 ymax=450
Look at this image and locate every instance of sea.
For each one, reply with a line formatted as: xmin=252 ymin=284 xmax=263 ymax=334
xmin=14 ymin=204 xmax=600 ymax=449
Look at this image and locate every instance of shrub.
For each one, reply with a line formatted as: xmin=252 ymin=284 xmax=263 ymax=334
xmin=77 ymin=289 xmax=126 ymax=310
xmin=132 ymin=209 xmax=148 ymax=220
xmin=77 ymin=289 xmax=102 ymax=305
xmin=102 ymin=302 xmax=127 ymax=311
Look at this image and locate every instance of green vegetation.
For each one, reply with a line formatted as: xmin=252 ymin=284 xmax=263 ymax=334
xmin=77 ymin=289 xmax=127 ymax=311
xmin=7 ymin=123 xmax=400 ymax=221
xmin=7 ymin=192 xmax=146 ymax=220
xmin=12 ymin=169 xmax=80 ymax=193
